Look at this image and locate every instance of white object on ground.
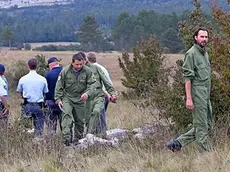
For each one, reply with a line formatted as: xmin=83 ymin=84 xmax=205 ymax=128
xmin=106 ymin=128 xmax=129 ymax=140
xmin=76 ymin=133 xmax=119 ymax=149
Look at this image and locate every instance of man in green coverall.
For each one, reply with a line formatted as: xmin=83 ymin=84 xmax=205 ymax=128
xmin=82 ymin=52 xmax=117 ymax=135
xmin=167 ymin=28 xmax=212 ymax=152
xmin=55 ymin=53 xmax=96 ymax=146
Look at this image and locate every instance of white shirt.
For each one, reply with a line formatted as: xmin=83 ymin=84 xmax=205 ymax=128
xmin=94 ymin=62 xmax=113 ymax=85
xmin=94 ymin=62 xmax=114 ymax=95
xmin=17 ymin=70 xmax=48 ymax=103
xmin=0 ymin=76 xmax=8 ymax=100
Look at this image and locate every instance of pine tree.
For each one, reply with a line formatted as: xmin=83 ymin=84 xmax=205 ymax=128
xmin=77 ymin=16 xmax=107 ymax=51
xmin=1 ymin=27 xmax=14 ymax=48
xmin=209 ymin=0 xmax=230 ymax=132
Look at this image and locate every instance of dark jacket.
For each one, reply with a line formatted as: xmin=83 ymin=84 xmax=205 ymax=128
xmin=45 ymin=66 xmax=63 ymax=101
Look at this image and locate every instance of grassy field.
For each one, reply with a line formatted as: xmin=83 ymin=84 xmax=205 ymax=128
xmin=1 ymin=50 xmax=229 ymax=172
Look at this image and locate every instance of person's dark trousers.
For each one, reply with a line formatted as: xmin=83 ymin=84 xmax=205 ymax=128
xmin=104 ymin=97 xmax=109 ymax=112
xmin=45 ymin=100 xmax=62 ymax=133
xmin=23 ymin=103 xmax=45 ymax=137
xmin=96 ymin=97 xmax=109 ymax=133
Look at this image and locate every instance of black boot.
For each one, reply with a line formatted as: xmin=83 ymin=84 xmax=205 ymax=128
xmin=64 ymin=140 xmax=70 ymax=146
xmin=167 ymin=140 xmax=182 ymax=152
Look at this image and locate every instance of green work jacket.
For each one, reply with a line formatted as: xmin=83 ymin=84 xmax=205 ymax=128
xmin=183 ymin=44 xmax=211 ymax=99
xmin=55 ymin=64 xmax=96 ymax=104
xmin=86 ymin=63 xmax=115 ymax=99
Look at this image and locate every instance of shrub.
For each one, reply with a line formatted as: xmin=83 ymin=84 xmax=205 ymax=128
xmin=118 ymin=36 xmax=190 ymax=133
xmin=35 ymin=54 xmax=48 ymax=76
xmin=118 ymin=37 xmax=164 ymax=97
xmin=24 ymin=43 xmax=31 ymax=50
xmin=34 ymin=44 xmax=82 ymax=51
xmin=5 ymin=60 xmax=28 ymax=89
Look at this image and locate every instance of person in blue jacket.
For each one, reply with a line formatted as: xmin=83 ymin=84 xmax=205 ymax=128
xmin=44 ymin=57 xmax=63 ymax=134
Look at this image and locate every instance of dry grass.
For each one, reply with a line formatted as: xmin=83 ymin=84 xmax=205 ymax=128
xmin=1 ymin=50 xmax=229 ymax=172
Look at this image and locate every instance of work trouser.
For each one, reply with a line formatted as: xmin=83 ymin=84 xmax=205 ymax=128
xmin=45 ymin=100 xmax=62 ymax=133
xmin=177 ymin=85 xmax=212 ymax=152
xmin=86 ymin=95 xmax=105 ymax=135
xmin=61 ymin=98 xmax=85 ymax=143
xmin=22 ymin=103 xmax=45 ymax=137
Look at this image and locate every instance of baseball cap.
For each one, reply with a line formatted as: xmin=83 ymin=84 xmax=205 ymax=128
xmin=47 ymin=57 xmax=58 ymax=65
xmin=0 ymin=64 xmax=5 ymax=73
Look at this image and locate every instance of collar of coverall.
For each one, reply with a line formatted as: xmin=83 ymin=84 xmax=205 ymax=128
xmin=69 ymin=64 xmax=84 ymax=73
xmin=194 ymin=43 xmax=207 ymax=54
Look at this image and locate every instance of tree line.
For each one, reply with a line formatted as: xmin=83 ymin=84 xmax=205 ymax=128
xmin=0 ymin=5 xmax=215 ymax=53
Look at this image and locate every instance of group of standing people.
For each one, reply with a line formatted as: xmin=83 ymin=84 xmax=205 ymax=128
xmin=0 ymin=51 xmax=116 ymax=146
xmin=0 ymin=28 xmax=214 ymax=152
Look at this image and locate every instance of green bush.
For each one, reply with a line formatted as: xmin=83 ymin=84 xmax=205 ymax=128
xmin=118 ymin=36 xmax=190 ymax=133
xmin=5 ymin=60 xmax=28 ymax=89
xmin=24 ymin=43 xmax=31 ymax=50
xmin=35 ymin=54 xmax=49 ymax=76
xmin=118 ymin=37 xmax=164 ymax=97
xmin=34 ymin=44 xmax=82 ymax=51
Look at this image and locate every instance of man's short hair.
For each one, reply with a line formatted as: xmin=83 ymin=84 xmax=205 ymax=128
xmin=78 ymin=52 xmax=86 ymax=60
xmin=87 ymin=52 xmax=97 ymax=63
xmin=72 ymin=53 xmax=84 ymax=63
xmin=28 ymin=58 xmax=38 ymax=70
xmin=193 ymin=27 xmax=209 ymax=42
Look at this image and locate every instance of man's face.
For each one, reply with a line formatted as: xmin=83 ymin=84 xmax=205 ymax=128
xmin=72 ymin=60 xmax=83 ymax=71
xmin=195 ymin=30 xmax=208 ymax=47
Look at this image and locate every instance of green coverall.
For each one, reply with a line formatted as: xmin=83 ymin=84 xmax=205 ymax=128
xmin=55 ymin=65 xmax=96 ymax=142
xmin=85 ymin=63 xmax=116 ymax=135
xmin=177 ymin=44 xmax=212 ymax=152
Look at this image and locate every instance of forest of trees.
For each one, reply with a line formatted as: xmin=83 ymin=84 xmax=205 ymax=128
xmin=0 ymin=0 xmax=227 ymax=52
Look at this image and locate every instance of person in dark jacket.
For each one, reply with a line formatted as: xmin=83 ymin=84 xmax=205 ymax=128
xmin=45 ymin=57 xmax=63 ymax=134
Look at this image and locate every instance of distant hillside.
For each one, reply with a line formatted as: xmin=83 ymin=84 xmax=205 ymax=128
xmin=0 ymin=0 xmax=229 ymax=13
xmin=0 ymin=0 xmax=228 ymax=52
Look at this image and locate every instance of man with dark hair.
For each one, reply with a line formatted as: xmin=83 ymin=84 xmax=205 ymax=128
xmin=85 ymin=52 xmax=116 ymax=134
xmin=28 ymin=58 xmax=38 ymax=70
xmin=55 ymin=53 xmax=96 ymax=146
xmin=45 ymin=57 xmax=62 ymax=134
xmin=17 ymin=58 xmax=49 ymax=138
xmin=167 ymin=28 xmax=212 ymax=152
xmin=78 ymin=51 xmax=86 ymax=60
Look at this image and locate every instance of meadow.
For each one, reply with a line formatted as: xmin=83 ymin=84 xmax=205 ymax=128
xmin=1 ymin=50 xmax=230 ymax=172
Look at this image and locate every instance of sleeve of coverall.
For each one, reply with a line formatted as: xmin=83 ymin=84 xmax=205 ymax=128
xmin=97 ymin=66 xmax=116 ymax=95
xmin=84 ymin=70 xmax=96 ymax=97
xmin=54 ymin=70 xmax=65 ymax=103
xmin=182 ymin=52 xmax=195 ymax=83
xmin=102 ymin=69 xmax=113 ymax=95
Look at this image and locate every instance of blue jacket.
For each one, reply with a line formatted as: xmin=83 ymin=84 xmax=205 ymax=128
xmin=45 ymin=66 xmax=62 ymax=101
